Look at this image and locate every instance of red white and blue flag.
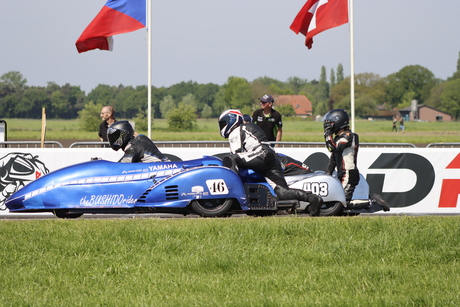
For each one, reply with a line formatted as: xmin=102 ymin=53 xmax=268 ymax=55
xmin=76 ymin=0 xmax=146 ymax=53
xmin=290 ymin=0 xmax=348 ymax=49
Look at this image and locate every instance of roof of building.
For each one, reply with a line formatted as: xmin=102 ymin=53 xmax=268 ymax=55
xmin=276 ymin=95 xmax=312 ymax=116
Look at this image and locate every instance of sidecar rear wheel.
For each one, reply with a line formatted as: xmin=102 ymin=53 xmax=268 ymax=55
xmin=191 ymin=198 xmax=233 ymax=217
xmin=320 ymin=201 xmax=344 ymax=216
xmin=53 ymin=210 xmax=83 ymax=219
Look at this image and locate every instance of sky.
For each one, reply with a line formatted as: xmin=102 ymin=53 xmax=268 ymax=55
xmin=1 ymin=0 xmax=460 ymax=93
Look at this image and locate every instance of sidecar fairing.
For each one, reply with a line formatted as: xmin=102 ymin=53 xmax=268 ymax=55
xmin=288 ymin=171 xmax=386 ymax=216
xmin=5 ymin=156 xmax=293 ymax=218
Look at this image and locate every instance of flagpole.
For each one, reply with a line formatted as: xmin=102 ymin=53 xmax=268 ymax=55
xmin=147 ymin=0 xmax=152 ymax=139
xmin=349 ymin=0 xmax=355 ymax=132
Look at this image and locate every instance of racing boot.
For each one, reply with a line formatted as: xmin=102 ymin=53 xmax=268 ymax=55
xmin=274 ymin=186 xmax=323 ymax=217
xmin=370 ymin=193 xmax=390 ymax=212
xmin=306 ymin=193 xmax=323 ymax=217
xmin=347 ymin=200 xmax=370 ymax=210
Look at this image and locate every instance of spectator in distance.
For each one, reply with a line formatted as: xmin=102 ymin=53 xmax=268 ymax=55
xmin=99 ymin=106 xmax=116 ymax=142
xmin=252 ymin=94 xmax=282 ymax=146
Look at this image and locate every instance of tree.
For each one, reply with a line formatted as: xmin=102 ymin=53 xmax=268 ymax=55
xmin=215 ymin=77 xmax=253 ymax=114
xmin=275 ymin=104 xmax=296 ymax=117
xmin=194 ymin=83 xmax=219 ymax=115
xmin=229 ymin=82 xmax=253 ymax=114
xmin=113 ymin=86 xmax=144 ymax=118
xmin=86 ymin=84 xmax=116 ymax=107
xmin=166 ymin=81 xmax=199 ymax=104
xmin=201 ymin=104 xmax=213 ymax=118
xmin=318 ymin=66 xmax=329 ymax=103
xmin=448 ymin=51 xmax=460 ymax=81
xmin=330 ymin=68 xmax=336 ymax=89
xmin=250 ymin=78 xmax=271 ymax=103
xmin=251 ymin=76 xmax=284 ymax=88
xmin=0 ymin=94 xmax=18 ymax=118
xmin=385 ymin=65 xmax=438 ymax=107
xmin=213 ymin=88 xmax=228 ymax=117
xmin=181 ymin=93 xmax=197 ymax=110
xmin=57 ymin=83 xmax=85 ymax=119
xmin=133 ymin=110 xmax=148 ymax=132
xmin=286 ymin=76 xmax=308 ymax=94
xmin=160 ymin=95 xmax=175 ymax=118
xmin=440 ymin=78 xmax=460 ymax=120
xmin=0 ymin=71 xmax=27 ymax=96
xmin=78 ymin=101 xmax=104 ymax=132
xmin=396 ymin=91 xmax=416 ymax=109
xmin=355 ymin=94 xmax=379 ymax=117
xmin=425 ymin=82 xmax=446 ymax=109
xmin=336 ymin=64 xmax=344 ymax=84
xmin=50 ymin=91 xmax=67 ymax=119
xmin=166 ymin=102 xmax=197 ymax=131
xmin=331 ymin=73 xmax=387 ymax=118
xmin=20 ymin=88 xmax=49 ymax=118
xmin=355 ymin=73 xmax=387 ymax=105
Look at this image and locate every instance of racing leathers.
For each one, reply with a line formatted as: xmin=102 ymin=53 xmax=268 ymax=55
xmin=224 ymin=122 xmax=322 ymax=216
xmin=119 ymin=134 xmax=170 ymax=163
xmin=324 ymin=129 xmax=360 ymax=202
xmin=278 ymin=154 xmax=313 ymax=176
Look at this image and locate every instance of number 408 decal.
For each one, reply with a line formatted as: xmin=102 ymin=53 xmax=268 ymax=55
xmin=206 ymin=179 xmax=229 ymax=195
xmin=302 ymin=182 xmax=329 ymax=197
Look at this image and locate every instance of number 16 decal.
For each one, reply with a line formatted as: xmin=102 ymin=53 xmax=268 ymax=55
xmin=206 ymin=179 xmax=229 ymax=195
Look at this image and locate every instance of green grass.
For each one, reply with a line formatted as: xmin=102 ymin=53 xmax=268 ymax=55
xmin=3 ymin=118 xmax=460 ymax=144
xmin=0 ymin=216 xmax=459 ymax=306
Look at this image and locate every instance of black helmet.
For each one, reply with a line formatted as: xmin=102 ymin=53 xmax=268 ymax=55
xmin=323 ymin=109 xmax=350 ymax=134
xmin=242 ymin=114 xmax=252 ymax=123
xmin=107 ymin=121 xmax=134 ymax=151
xmin=218 ymin=109 xmax=243 ymax=138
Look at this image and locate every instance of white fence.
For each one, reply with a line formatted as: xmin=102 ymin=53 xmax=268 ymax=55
xmin=1 ymin=143 xmax=459 ymax=215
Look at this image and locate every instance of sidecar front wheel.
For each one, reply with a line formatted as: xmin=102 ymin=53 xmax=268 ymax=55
xmin=53 ymin=210 xmax=83 ymax=219
xmin=191 ymin=198 xmax=233 ymax=217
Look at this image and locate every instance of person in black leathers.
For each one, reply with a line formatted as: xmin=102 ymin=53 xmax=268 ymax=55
xmin=107 ymin=121 xmax=170 ymax=163
xmin=219 ymin=109 xmax=322 ymax=216
xmin=323 ymin=109 xmax=359 ymax=204
xmin=323 ymin=109 xmax=389 ymax=211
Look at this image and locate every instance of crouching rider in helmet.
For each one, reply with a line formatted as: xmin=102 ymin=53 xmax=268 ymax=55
xmin=323 ymin=109 xmax=389 ymax=211
xmin=218 ymin=109 xmax=323 ymax=216
xmin=107 ymin=121 xmax=170 ymax=163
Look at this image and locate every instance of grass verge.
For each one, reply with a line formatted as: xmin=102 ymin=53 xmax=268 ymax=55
xmin=4 ymin=118 xmax=460 ymax=144
xmin=0 ymin=216 xmax=459 ymax=306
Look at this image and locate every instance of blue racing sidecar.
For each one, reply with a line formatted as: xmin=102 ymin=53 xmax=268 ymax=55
xmin=5 ymin=156 xmax=302 ymax=218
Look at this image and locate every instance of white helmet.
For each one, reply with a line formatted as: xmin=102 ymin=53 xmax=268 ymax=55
xmin=218 ymin=109 xmax=243 ymax=138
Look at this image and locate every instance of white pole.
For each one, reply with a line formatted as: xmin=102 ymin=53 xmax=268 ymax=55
xmin=147 ymin=0 xmax=152 ymax=138
xmin=349 ymin=0 xmax=355 ymax=132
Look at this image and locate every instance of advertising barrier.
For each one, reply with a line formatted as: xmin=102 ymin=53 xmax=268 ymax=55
xmin=0 ymin=146 xmax=459 ymax=215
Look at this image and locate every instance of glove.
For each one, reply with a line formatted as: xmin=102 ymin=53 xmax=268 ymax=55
xmin=325 ymin=140 xmax=335 ymax=152
xmin=323 ymin=121 xmax=333 ymax=136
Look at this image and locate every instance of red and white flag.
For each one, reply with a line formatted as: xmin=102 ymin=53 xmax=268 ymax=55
xmin=290 ymin=0 xmax=348 ymax=49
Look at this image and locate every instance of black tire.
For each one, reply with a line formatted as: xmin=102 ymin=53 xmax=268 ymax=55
xmin=319 ymin=201 xmax=344 ymax=216
xmin=53 ymin=210 xmax=83 ymax=219
xmin=190 ymin=198 xmax=233 ymax=217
